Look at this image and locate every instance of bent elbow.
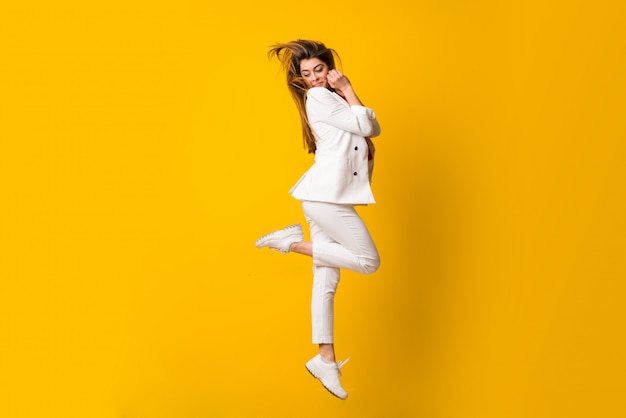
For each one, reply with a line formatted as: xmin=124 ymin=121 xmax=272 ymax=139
xmin=365 ymin=121 xmax=381 ymax=138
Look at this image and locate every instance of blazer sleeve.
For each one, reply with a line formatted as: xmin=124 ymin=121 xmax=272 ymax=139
xmin=307 ymin=87 xmax=381 ymax=138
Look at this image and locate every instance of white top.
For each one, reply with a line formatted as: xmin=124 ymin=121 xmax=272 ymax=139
xmin=289 ymin=87 xmax=381 ymax=204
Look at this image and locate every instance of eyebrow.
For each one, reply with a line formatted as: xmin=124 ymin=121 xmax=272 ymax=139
xmin=301 ymin=64 xmax=324 ymax=73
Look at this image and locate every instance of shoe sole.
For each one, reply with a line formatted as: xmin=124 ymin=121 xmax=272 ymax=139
xmin=305 ymin=364 xmax=347 ymax=400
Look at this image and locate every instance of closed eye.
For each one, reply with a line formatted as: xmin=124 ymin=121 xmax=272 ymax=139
xmin=301 ymin=64 xmax=324 ymax=78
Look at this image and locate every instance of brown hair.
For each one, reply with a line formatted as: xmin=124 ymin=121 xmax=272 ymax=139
xmin=268 ymin=40 xmax=340 ymax=154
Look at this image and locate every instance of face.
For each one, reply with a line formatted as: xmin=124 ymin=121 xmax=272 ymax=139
xmin=300 ymin=58 xmax=330 ymax=89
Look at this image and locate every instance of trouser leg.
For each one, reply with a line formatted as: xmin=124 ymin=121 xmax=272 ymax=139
xmin=310 ymin=264 xmax=340 ymax=344
xmin=302 ymin=201 xmax=380 ymax=274
xmin=303 ymin=201 xmax=380 ymax=344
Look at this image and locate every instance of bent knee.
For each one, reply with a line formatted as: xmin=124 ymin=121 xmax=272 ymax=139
xmin=359 ymin=256 xmax=380 ymax=275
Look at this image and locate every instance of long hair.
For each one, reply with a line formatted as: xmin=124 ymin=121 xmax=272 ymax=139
xmin=268 ymin=40 xmax=340 ymax=154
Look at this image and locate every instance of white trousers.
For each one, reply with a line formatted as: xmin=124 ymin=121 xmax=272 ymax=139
xmin=301 ymin=201 xmax=380 ymax=344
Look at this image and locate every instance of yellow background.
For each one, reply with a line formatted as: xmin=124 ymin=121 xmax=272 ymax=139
xmin=1 ymin=1 xmax=625 ymax=417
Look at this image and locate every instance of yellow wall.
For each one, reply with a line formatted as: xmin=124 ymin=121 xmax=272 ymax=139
xmin=1 ymin=1 xmax=625 ymax=417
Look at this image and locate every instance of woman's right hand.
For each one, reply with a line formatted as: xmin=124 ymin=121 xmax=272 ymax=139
xmin=327 ymin=69 xmax=352 ymax=95
xmin=328 ymin=69 xmax=365 ymax=107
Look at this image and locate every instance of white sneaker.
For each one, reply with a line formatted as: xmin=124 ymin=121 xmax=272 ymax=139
xmin=305 ymin=354 xmax=350 ymax=400
xmin=255 ymin=224 xmax=304 ymax=254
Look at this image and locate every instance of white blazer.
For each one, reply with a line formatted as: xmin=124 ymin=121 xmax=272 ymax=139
xmin=289 ymin=87 xmax=381 ymax=205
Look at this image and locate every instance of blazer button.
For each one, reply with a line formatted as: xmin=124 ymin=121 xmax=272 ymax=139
xmin=354 ymin=146 xmax=358 ymax=150
xmin=353 ymin=172 xmax=357 ymax=176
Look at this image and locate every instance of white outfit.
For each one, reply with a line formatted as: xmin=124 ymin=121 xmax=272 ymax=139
xmin=303 ymin=201 xmax=379 ymax=343
xmin=289 ymin=87 xmax=382 ymax=344
xmin=289 ymin=87 xmax=380 ymax=204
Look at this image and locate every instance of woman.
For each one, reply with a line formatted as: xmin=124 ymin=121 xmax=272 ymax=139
xmin=255 ymin=40 xmax=381 ymax=400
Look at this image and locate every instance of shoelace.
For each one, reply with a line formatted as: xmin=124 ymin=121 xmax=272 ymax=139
xmin=336 ymin=356 xmax=351 ymax=376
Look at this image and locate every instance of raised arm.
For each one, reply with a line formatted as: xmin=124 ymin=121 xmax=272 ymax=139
xmin=307 ymin=88 xmax=381 ymax=138
xmin=307 ymin=83 xmax=381 ymax=138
